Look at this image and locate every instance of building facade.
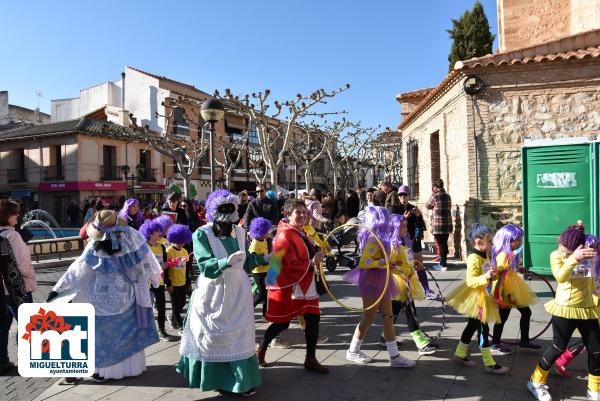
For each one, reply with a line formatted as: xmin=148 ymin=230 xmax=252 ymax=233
xmin=396 ymin=3 xmax=600 ymax=258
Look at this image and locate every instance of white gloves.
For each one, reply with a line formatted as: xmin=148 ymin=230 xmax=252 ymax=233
xmin=226 ymin=251 xmax=246 ymax=270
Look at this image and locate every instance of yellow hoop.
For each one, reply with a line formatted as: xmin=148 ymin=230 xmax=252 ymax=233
xmin=317 ymin=223 xmax=391 ymax=312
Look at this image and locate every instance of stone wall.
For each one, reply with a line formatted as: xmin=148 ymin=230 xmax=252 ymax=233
xmin=498 ymin=0 xmax=600 ymax=53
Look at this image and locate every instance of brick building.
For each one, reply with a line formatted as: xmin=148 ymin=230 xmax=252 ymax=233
xmin=396 ymin=0 xmax=600 ymax=258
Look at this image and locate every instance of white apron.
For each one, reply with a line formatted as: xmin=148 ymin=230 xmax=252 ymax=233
xmin=180 ymin=224 xmax=256 ymax=363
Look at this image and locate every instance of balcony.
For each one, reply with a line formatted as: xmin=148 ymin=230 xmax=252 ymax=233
xmin=8 ymin=168 xmax=27 ymax=183
xmin=138 ymin=168 xmax=157 ymax=182
xmin=100 ymin=165 xmax=123 ymax=181
xmin=43 ymin=165 xmax=64 ymax=181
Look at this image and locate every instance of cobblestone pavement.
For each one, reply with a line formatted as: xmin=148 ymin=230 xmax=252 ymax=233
xmin=4 ymin=253 xmax=592 ymax=401
xmin=2 ymin=265 xmax=68 ymax=401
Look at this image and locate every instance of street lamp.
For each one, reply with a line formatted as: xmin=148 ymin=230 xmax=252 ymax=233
xmin=200 ymin=98 xmax=225 ymax=193
xmin=120 ymin=165 xmax=137 ymax=198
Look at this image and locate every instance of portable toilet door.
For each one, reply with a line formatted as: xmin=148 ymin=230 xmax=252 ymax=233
xmin=522 ymin=141 xmax=596 ymax=275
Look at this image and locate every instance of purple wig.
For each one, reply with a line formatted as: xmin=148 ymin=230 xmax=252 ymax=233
xmin=249 ymin=217 xmax=273 ymax=240
xmin=139 ymin=219 xmax=163 ymax=241
xmin=559 ymin=224 xmax=586 ymax=251
xmin=585 ymin=234 xmax=600 ymax=281
xmin=390 ymin=214 xmax=411 ymax=248
xmin=119 ymin=198 xmax=144 ymax=226
xmin=156 ymin=215 xmax=175 ymax=236
xmin=167 ymin=224 xmax=193 ymax=244
xmin=358 ymin=206 xmax=391 ymax=255
xmin=491 ymin=224 xmax=524 ymax=271
xmin=206 ymin=189 xmax=239 ymax=222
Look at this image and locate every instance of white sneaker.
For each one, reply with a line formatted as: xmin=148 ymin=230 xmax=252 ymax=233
xmin=527 ymin=380 xmax=552 ymax=401
xmin=345 ymin=350 xmax=372 ymax=365
xmin=389 ymin=354 xmax=415 ymax=368
xmin=269 ymin=336 xmax=291 ymax=349
xmin=432 ymin=264 xmax=447 ymax=272
xmin=588 ymin=389 xmax=600 ymax=401
xmin=317 ymin=335 xmax=329 ymax=344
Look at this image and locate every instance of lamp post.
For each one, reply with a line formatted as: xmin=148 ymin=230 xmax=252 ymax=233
xmin=200 ymin=98 xmax=225 ymax=193
xmin=120 ymin=165 xmax=137 ymax=198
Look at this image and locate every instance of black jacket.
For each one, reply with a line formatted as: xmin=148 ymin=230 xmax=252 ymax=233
xmin=346 ymin=194 xmax=360 ymax=218
xmin=243 ymin=197 xmax=280 ymax=231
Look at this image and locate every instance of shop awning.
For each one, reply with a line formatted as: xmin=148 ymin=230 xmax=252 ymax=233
xmin=134 ymin=188 xmax=168 ymax=194
xmin=10 ymin=190 xmax=32 ymax=197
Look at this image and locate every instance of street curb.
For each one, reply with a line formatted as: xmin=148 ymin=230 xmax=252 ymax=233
xmin=33 ymin=258 xmax=77 ymax=269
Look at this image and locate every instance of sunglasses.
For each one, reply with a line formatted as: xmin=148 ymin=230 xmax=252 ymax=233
xmin=217 ymin=203 xmax=236 ymax=214
xmin=398 ymin=193 xmax=409 ymax=196
xmin=256 ymin=189 xmax=264 ymax=193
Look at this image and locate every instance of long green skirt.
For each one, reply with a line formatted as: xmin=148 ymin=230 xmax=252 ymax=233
xmin=177 ymin=355 xmax=261 ymax=394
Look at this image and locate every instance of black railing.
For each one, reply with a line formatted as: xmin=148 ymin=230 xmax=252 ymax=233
xmin=7 ymin=168 xmax=27 ymax=183
xmin=139 ymin=168 xmax=157 ymax=182
xmin=100 ymin=165 xmax=123 ymax=181
xmin=29 ymin=236 xmax=85 ymax=263
xmin=43 ymin=165 xmax=64 ymax=181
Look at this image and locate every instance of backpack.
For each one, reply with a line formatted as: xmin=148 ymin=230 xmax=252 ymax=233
xmin=0 ymin=229 xmax=29 ymax=323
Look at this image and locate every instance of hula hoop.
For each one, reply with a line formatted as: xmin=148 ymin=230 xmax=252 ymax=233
xmin=317 ymin=223 xmax=391 ymax=312
xmin=487 ymin=269 xmax=555 ymax=345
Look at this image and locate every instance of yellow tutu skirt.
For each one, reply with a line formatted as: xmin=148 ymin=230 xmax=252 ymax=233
xmin=500 ymin=271 xmax=537 ymax=308
xmin=544 ymin=300 xmax=600 ymax=320
xmin=447 ymin=283 xmax=501 ymax=324
xmin=392 ymin=271 xmax=425 ymax=302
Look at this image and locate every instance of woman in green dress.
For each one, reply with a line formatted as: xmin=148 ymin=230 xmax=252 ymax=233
xmin=177 ymin=189 xmax=269 ymax=397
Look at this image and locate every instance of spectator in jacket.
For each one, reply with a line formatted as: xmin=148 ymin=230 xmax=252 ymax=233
xmin=346 ymin=190 xmax=360 ymax=219
xmin=426 ymin=179 xmax=453 ymax=271
xmin=332 ymin=190 xmax=347 ymax=225
xmin=0 ymin=200 xmax=37 ymax=375
xmin=161 ymin=192 xmax=188 ymax=225
xmin=373 ymin=181 xmax=395 ymax=208
xmin=238 ymin=191 xmax=250 ymax=220
xmin=304 ymin=190 xmax=328 ymax=231
xmin=243 ymin=185 xmax=280 ymax=231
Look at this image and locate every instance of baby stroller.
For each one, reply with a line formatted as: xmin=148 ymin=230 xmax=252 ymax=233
xmin=323 ymin=217 xmax=361 ymax=272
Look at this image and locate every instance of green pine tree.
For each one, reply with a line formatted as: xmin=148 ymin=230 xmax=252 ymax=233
xmin=447 ymin=1 xmax=495 ymax=72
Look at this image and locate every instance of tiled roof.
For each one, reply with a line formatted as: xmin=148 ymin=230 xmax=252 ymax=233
xmin=0 ymin=118 xmax=137 ymax=142
xmin=399 ymin=29 xmax=600 ymax=131
xmin=395 ymin=87 xmax=434 ymax=101
xmin=457 ymin=29 xmax=600 ymax=69
xmin=127 ymin=66 xmax=212 ymax=97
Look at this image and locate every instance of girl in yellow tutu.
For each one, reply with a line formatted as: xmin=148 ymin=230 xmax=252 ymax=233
xmin=488 ymin=224 xmax=539 ymax=355
xmin=387 ymin=214 xmax=439 ymax=355
xmin=447 ymin=223 xmax=508 ymax=374
xmin=527 ymin=224 xmax=599 ymax=401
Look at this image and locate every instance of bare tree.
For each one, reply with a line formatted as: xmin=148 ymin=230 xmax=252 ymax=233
xmin=214 ymin=127 xmax=248 ymax=190
xmin=125 ymin=96 xmax=209 ymax=199
xmin=217 ymin=85 xmax=349 ymax=188
xmin=287 ymin=122 xmax=334 ymax=191
xmin=325 ymin=122 xmax=378 ymax=191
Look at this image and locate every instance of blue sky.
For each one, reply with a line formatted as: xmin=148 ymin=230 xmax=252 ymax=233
xmin=1 ymin=0 xmax=498 ymax=130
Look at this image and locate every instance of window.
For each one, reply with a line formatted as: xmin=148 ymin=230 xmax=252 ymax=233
xmin=228 ymin=127 xmax=244 ymax=142
xmin=406 ymin=140 xmax=419 ymax=199
xmin=173 ymin=108 xmax=189 ymax=136
xmin=248 ymin=124 xmax=259 ymax=145
xmin=102 ymin=145 xmax=118 ymax=180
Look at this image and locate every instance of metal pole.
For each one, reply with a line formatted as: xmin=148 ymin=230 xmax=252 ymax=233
xmin=209 ymin=122 xmax=216 ymax=193
xmin=294 ymin=162 xmax=298 ymax=192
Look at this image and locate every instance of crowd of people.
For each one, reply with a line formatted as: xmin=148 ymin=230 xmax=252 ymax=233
xmin=0 ymin=178 xmax=599 ymax=401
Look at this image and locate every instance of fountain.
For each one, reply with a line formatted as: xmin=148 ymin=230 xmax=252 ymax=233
xmin=24 ymin=209 xmax=62 ymax=230
xmin=22 ymin=209 xmax=68 ymax=239
xmin=21 ymin=220 xmax=57 ymax=239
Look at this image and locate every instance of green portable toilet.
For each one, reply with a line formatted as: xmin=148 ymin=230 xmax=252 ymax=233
xmin=522 ymin=138 xmax=597 ymax=275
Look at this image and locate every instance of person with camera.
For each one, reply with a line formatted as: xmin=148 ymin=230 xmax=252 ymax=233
xmin=397 ymin=185 xmax=436 ymax=300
